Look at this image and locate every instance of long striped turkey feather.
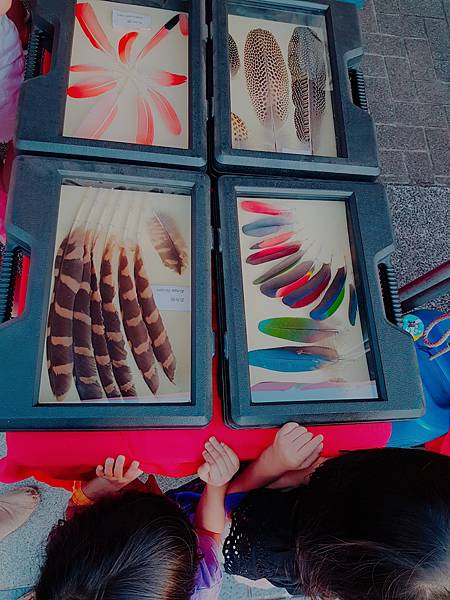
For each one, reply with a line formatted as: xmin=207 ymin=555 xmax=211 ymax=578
xmin=118 ymin=246 xmax=159 ymax=394
xmin=240 ymin=200 xmax=290 ymax=216
xmin=348 ymin=283 xmax=358 ymax=326
xmin=248 ymin=346 xmax=337 ymax=372
xmin=244 ymin=28 xmax=289 ymax=149
xmin=259 ymin=260 xmax=313 ymax=297
xmin=288 ymin=27 xmax=326 ymax=144
xmin=247 ymin=243 xmax=301 ymax=265
xmin=258 ymin=318 xmax=337 ymax=343
xmin=228 ymin=33 xmax=240 ymax=77
xmin=100 ymin=241 xmax=136 ymax=397
xmin=148 ymin=211 xmax=188 ymax=275
xmin=250 ymin=231 xmax=294 ymax=250
xmin=310 ymin=265 xmax=346 ymax=321
xmin=90 ymin=257 xmax=120 ymax=398
xmin=283 ymin=262 xmax=331 ymax=308
xmin=73 ymin=238 xmax=103 ymax=400
xmin=134 ymin=245 xmax=176 ymax=382
xmin=242 ymin=215 xmax=293 ymax=237
xmin=253 ymin=250 xmax=304 ymax=285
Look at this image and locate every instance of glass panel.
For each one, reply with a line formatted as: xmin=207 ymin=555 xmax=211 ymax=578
xmin=39 ymin=184 xmax=192 ymax=404
xmin=228 ymin=7 xmax=337 ymax=157
xmin=236 ymin=195 xmax=377 ymax=403
xmin=63 ymin=0 xmax=189 ymax=148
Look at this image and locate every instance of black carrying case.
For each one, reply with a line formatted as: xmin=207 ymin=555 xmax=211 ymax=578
xmin=215 ymin=176 xmax=424 ymax=428
xmin=15 ymin=0 xmax=207 ymax=169
xmin=210 ymin=0 xmax=379 ymax=179
xmin=0 ymin=156 xmax=212 ymax=430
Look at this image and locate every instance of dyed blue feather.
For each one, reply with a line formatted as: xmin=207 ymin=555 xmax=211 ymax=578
xmin=310 ymin=265 xmax=346 ymax=321
xmin=348 ymin=283 xmax=358 ymax=326
xmin=248 ymin=346 xmax=337 ymax=372
xmin=242 ymin=216 xmax=294 ymax=237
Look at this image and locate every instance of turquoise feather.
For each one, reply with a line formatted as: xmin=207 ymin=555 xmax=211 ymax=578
xmin=310 ymin=265 xmax=347 ymax=321
xmin=242 ymin=216 xmax=294 ymax=237
xmin=248 ymin=346 xmax=337 ymax=372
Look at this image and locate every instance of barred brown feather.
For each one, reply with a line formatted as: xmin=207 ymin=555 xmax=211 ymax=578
xmin=118 ymin=246 xmax=159 ymax=394
xmin=134 ymin=245 xmax=176 ymax=382
xmin=228 ymin=33 xmax=240 ymax=77
xmin=148 ymin=211 xmax=188 ymax=275
xmin=244 ymin=29 xmax=289 ymax=127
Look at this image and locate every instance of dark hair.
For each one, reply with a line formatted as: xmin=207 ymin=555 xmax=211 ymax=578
xmin=294 ymin=448 xmax=450 ymax=600
xmin=35 ymin=491 xmax=200 ymax=600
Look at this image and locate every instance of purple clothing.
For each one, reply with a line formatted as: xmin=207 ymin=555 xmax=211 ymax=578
xmin=191 ymin=532 xmax=222 ymax=600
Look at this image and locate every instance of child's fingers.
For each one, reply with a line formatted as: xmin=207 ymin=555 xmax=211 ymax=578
xmin=104 ymin=457 xmax=115 ymax=478
xmin=278 ymin=422 xmax=302 ymax=437
xmin=298 ymin=443 xmax=323 ymax=470
xmin=205 ymin=438 xmax=226 ymax=476
xmin=290 ymin=430 xmax=313 ymax=445
xmin=202 ymin=449 xmax=215 ymax=465
xmin=295 ymin=435 xmax=324 ymax=459
xmin=197 ymin=462 xmax=210 ymax=480
xmin=113 ymin=455 xmax=126 ymax=479
xmin=221 ymin=442 xmax=240 ymax=472
xmin=96 ymin=465 xmax=104 ymax=478
xmin=124 ymin=460 xmax=142 ymax=480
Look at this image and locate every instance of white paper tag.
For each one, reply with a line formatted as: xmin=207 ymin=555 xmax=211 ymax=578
xmin=112 ymin=9 xmax=151 ymax=30
xmin=153 ymin=285 xmax=191 ymax=312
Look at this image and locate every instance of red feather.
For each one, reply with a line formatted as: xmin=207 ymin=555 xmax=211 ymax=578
xmin=247 ymin=243 xmax=301 ymax=265
xmin=136 ymin=96 xmax=154 ymax=145
xmin=68 ymin=77 xmax=117 ymax=98
xmin=283 ymin=263 xmax=331 ymax=308
xmin=70 ymin=64 xmax=109 ymax=73
xmin=276 ymin=269 xmax=313 ymax=298
xmin=136 ymin=15 xmax=180 ymax=62
xmin=75 ymin=3 xmax=114 ymax=55
xmin=179 ymin=14 xmax=189 ymax=36
xmin=118 ymin=31 xmax=138 ymax=64
xmin=240 ymin=200 xmax=290 ymax=216
xmin=74 ymin=91 xmax=119 ymax=139
xmin=148 ymin=89 xmax=181 ymax=135
xmin=151 ymin=70 xmax=187 ymax=86
xmin=250 ymin=231 xmax=294 ymax=250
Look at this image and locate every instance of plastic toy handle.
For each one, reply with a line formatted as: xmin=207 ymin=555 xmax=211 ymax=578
xmin=378 ymin=260 xmax=403 ymax=327
xmin=0 ymin=243 xmax=22 ymax=323
xmin=25 ymin=16 xmax=54 ymax=79
xmin=348 ymin=67 xmax=368 ymax=111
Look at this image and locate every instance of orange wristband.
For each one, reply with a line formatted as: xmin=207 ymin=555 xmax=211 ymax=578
xmin=71 ymin=481 xmax=95 ymax=507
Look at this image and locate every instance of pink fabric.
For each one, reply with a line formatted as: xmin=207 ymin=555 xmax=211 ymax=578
xmin=0 ymin=190 xmax=7 ymax=244
xmin=0 ymin=14 xmax=24 ymax=143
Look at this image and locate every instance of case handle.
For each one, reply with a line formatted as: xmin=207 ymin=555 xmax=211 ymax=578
xmin=0 ymin=244 xmax=24 ymax=323
xmin=348 ymin=68 xmax=368 ymax=111
xmin=378 ymin=261 xmax=403 ymax=327
xmin=25 ymin=16 xmax=54 ymax=80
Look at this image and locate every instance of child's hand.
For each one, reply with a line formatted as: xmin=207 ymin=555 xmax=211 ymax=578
xmin=272 ymin=422 xmax=324 ymax=471
xmin=198 ymin=437 xmax=240 ymax=487
xmin=95 ymin=455 xmax=143 ymax=492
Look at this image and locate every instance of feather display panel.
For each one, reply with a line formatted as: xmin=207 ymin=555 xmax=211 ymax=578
xmin=259 ymin=260 xmax=314 ymax=298
xmin=118 ymin=246 xmax=159 ymax=394
xmin=248 ymin=345 xmax=337 ymax=372
xmin=231 ymin=112 xmax=249 ymax=144
xmin=134 ymin=245 xmax=176 ymax=382
xmin=47 ymin=228 xmax=85 ymax=401
xmin=242 ymin=215 xmax=293 ymax=237
xmin=90 ymin=258 xmax=120 ymax=398
xmin=228 ymin=33 xmax=240 ymax=77
xmin=244 ymin=29 xmax=289 ymax=129
xmin=283 ymin=262 xmax=331 ymax=308
xmin=253 ymin=250 xmax=304 ymax=285
xmin=247 ymin=243 xmax=301 ymax=265
xmin=310 ymin=265 xmax=346 ymax=321
xmin=100 ymin=242 xmax=136 ymax=397
xmin=240 ymin=200 xmax=291 ymax=216
xmin=258 ymin=318 xmax=337 ymax=343
xmin=250 ymin=231 xmax=294 ymax=250
xmin=148 ymin=211 xmax=188 ymax=275
xmin=348 ymin=283 xmax=358 ymax=326
xmin=73 ymin=241 xmax=103 ymax=400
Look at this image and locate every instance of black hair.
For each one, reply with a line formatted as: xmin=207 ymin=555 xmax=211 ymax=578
xmin=35 ymin=491 xmax=200 ymax=600
xmin=293 ymin=448 xmax=450 ymax=600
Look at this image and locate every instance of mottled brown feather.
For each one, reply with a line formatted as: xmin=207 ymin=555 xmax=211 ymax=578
xmin=231 ymin=112 xmax=249 ymax=143
xmin=228 ymin=33 xmax=240 ymax=77
xmin=148 ymin=212 xmax=188 ymax=275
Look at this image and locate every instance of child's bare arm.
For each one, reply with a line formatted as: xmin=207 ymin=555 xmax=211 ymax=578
xmin=227 ymin=423 xmax=323 ymax=494
xmin=195 ymin=438 xmax=239 ymax=535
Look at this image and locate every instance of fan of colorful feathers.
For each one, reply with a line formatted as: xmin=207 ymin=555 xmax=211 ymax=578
xmin=46 ymin=189 xmax=188 ymax=402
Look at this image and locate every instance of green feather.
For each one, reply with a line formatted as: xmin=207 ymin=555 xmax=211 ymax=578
xmin=258 ymin=317 xmax=338 ymax=343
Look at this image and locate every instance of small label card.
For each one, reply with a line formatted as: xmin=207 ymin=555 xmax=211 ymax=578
xmin=153 ymin=285 xmax=191 ymax=312
xmin=113 ymin=10 xmax=151 ymax=30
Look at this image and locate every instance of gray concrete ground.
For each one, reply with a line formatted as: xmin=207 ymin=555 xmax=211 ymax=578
xmin=0 ymin=0 xmax=448 ymax=598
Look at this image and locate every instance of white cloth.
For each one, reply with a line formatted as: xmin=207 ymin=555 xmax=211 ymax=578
xmin=0 ymin=14 xmax=24 ymax=143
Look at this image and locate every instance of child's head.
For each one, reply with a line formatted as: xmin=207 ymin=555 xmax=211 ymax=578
xmin=35 ymin=491 xmax=200 ymax=600
xmin=294 ymin=448 xmax=450 ymax=600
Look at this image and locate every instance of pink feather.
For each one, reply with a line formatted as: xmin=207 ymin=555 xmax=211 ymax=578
xmin=69 ymin=64 xmax=109 ymax=73
xmin=179 ymin=14 xmax=189 ymax=36
xmin=151 ymin=70 xmax=187 ymax=86
xmin=147 ymin=89 xmax=181 ymax=136
xmin=118 ymin=31 xmax=138 ymax=65
xmin=67 ymin=76 xmax=117 ymax=98
xmin=74 ymin=90 xmax=119 ymax=139
xmin=136 ymin=96 xmax=154 ymax=145
xmin=75 ymin=3 xmax=114 ymax=55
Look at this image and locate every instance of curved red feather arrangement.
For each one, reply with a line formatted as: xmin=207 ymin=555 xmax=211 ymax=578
xmin=118 ymin=31 xmax=138 ymax=65
xmin=147 ymin=89 xmax=182 ymax=136
xmin=75 ymin=3 xmax=114 ymax=55
xmin=240 ymin=200 xmax=291 ymax=216
xmin=283 ymin=262 xmax=331 ymax=308
xmin=247 ymin=243 xmax=301 ymax=265
xmin=67 ymin=77 xmax=117 ymax=99
xmin=136 ymin=96 xmax=154 ymax=145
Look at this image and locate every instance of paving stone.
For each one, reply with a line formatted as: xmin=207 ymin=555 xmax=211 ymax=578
xmin=376 ymin=13 xmax=426 ymax=37
xmin=425 ymin=127 xmax=450 ymax=175
xmin=373 ymin=0 xmax=399 ymax=13
xmin=362 ymin=54 xmax=387 ymax=78
xmin=405 ymin=38 xmax=436 ymax=81
xmin=360 ymin=0 xmax=378 ymax=32
xmin=393 ymin=101 xmax=447 ymax=127
xmin=385 ymin=56 xmax=417 ymax=100
xmin=398 ymin=0 xmax=445 ymax=18
xmin=434 ymin=59 xmax=450 ymax=81
xmin=424 ymin=17 xmax=450 ymax=61
xmin=435 ymin=176 xmax=450 ymax=185
xmin=445 ymin=105 xmax=450 ymax=127
xmin=415 ymin=79 xmax=450 ymax=103
xmin=379 ymin=149 xmax=409 ymax=181
xmin=363 ymin=32 xmax=406 ymax=56
xmin=376 ymin=124 xmax=427 ymax=149
xmin=404 ymin=151 xmax=435 ymax=183
xmin=365 ymin=76 xmax=397 ymax=122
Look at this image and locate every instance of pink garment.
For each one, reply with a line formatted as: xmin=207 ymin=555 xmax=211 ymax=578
xmin=0 ymin=14 xmax=24 ymax=143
